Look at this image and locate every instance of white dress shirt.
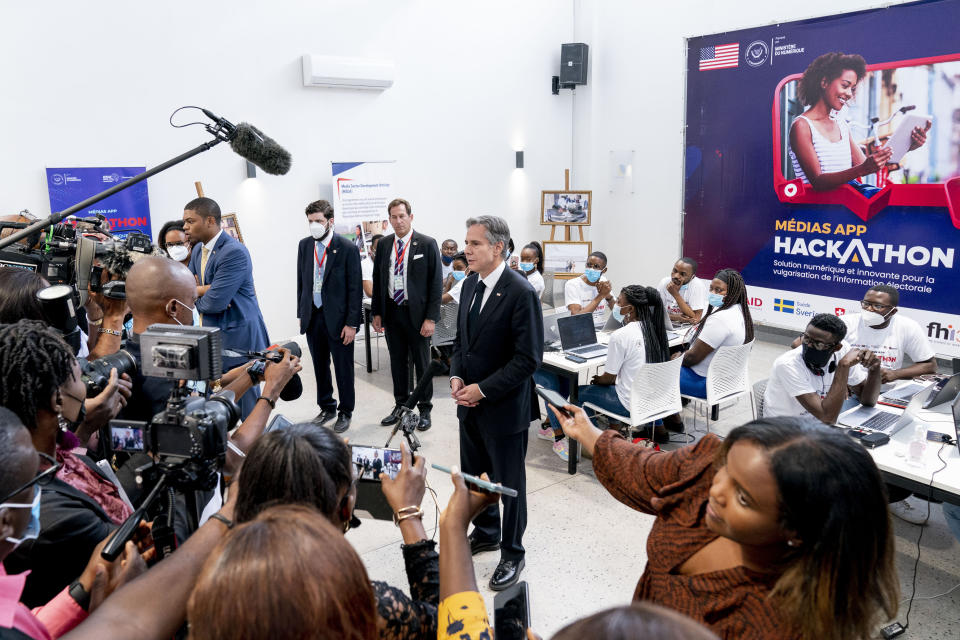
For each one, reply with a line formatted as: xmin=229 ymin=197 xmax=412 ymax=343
xmin=387 ymin=228 xmax=414 ymax=298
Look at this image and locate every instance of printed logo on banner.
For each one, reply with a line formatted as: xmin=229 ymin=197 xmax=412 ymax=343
xmin=745 ymin=41 xmax=769 ymax=67
xmin=50 ymin=174 xmax=64 ymax=186
xmin=102 ymin=173 xmax=121 ymax=184
xmin=774 ymin=298 xmax=795 ymax=313
xmin=772 ymin=36 xmax=805 ymax=60
xmin=926 ymin=322 xmax=960 ymax=346
xmin=834 ymin=307 xmax=846 ymax=316
xmin=748 ymin=297 xmax=763 ymax=308
xmin=699 ymin=43 xmax=739 ymax=71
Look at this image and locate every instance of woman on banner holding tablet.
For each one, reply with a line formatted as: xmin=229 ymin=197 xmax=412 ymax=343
xmin=788 ymin=52 xmax=928 ymax=195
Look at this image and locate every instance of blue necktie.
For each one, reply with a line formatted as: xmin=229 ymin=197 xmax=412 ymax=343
xmin=392 ymin=239 xmax=405 ymax=305
xmin=313 ymin=241 xmax=325 ymax=308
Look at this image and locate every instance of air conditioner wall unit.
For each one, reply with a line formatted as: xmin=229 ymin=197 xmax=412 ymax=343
xmin=301 ymin=54 xmax=395 ymax=90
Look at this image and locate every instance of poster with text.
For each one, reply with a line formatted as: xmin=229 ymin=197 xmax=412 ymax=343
xmin=331 ymin=161 xmax=394 ymax=258
xmin=46 ymin=167 xmax=151 ymax=240
xmin=684 ymin=0 xmax=960 ymax=357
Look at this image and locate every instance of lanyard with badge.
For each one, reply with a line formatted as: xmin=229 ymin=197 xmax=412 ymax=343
xmin=393 ymin=238 xmax=409 ymax=291
xmin=314 ymin=241 xmax=328 ymax=294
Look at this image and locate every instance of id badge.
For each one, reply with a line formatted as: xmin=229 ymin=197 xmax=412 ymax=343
xmin=393 ymin=275 xmax=404 ymax=290
xmin=314 ymin=274 xmax=323 ymax=294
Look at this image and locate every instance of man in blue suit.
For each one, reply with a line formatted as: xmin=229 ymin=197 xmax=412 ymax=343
xmin=182 ymin=197 xmax=269 ymax=418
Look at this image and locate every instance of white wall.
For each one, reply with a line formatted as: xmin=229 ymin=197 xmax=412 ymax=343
xmin=0 ymin=0 xmax=574 ymax=338
xmin=572 ymin=0 xmax=911 ymax=290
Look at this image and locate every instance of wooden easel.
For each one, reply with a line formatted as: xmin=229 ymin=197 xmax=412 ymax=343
xmin=548 ymin=169 xmax=586 ymax=242
xmin=194 ymin=182 xmax=204 ymax=197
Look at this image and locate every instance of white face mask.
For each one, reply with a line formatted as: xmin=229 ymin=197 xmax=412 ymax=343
xmin=171 ymin=299 xmax=200 ymax=327
xmin=309 ymin=221 xmax=329 ymax=240
xmin=2 ymin=486 xmax=41 ymax=547
xmin=861 ymin=309 xmax=890 ymax=327
xmin=167 ymin=244 xmax=190 ymax=262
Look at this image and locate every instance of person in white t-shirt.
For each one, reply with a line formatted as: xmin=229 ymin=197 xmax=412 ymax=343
xmin=516 ymin=241 xmax=545 ymax=300
xmin=442 ymin=254 xmax=469 ymax=304
xmin=657 ymin=257 xmax=708 ymax=328
xmin=564 ymin=251 xmax=614 ymax=329
xmin=542 ymin=285 xmax=672 ymax=459
xmin=674 ymin=269 xmax=754 ymax=402
xmin=766 ymin=314 xmax=881 ymax=424
xmin=361 ymin=234 xmax=383 ymax=299
xmin=440 ymin=238 xmax=458 ymax=280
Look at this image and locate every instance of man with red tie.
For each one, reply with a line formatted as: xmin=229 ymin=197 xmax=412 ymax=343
xmin=371 ymin=198 xmax=443 ymax=431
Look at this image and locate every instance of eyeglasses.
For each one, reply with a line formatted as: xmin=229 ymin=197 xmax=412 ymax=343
xmin=0 ymin=453 xmax=61 ymax=504
xmin=860 ymin=300 xmax=893 ymax=312
xmin=800 ymin=333 xmax=838 ymax=352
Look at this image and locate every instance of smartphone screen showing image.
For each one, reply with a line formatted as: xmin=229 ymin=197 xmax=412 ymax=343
xmin=494 ymin=581 xmax=530 ymax=640
xmin=111 ymin=425 xmax=145 ymax=452
xmin=350 ymin=445 xmax=402 ymax=481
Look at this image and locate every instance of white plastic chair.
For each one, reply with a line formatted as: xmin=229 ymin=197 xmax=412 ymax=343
xmin=582 ymin=357 xmax=683 ymax=438
xmin=681 ymin=340 xmax=755 ymax=434
xmin=752 ymin=378 xmax=768 ymax=419
xmin=541 ymin=271 xmax=557 ymax=308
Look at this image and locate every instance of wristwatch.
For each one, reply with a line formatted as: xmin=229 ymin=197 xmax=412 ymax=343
xmin=69 ymin=579 xmax=91 ymax=611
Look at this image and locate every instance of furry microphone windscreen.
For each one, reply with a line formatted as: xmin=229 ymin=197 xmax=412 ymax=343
xmin=230 ymin=123 xmax=292 ymax=175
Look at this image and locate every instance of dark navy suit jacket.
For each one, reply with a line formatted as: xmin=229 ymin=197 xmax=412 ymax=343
xmin=296 ymin=233 xmax=363 ymax=336
xmin=190 ymin=232 xmax=269 ymax=359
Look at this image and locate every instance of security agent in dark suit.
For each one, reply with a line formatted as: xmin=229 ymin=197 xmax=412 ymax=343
xmin=297 ymin=200 xmax=363 ymax=433
xmin=371 ymin=198 xmax=443 ymax=430
xmin=450 ymin=215 xmax=543 ymax=591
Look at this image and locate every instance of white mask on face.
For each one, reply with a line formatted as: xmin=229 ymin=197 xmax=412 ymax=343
xmin=309 ymin=221 xmax=329 ymax=240
xmin=167 ymin=245 xmax=190 ymax=262
xmin=861 ymin=310 xmax=890 ymax=327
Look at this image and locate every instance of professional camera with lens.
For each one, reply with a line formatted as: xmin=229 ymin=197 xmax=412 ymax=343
xmin=78 ymin=350 xmax=138 ymax=396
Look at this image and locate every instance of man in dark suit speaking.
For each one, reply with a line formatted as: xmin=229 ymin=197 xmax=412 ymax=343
xmin=371 ymin=198 xmax=442 ymax=430
xmin=183 ymin=197 xmax=269 ymax=419
xmin=296 ymin=199 xmax=362 ymax=433
xmin=450 ymin=215 xmax=543 ymax=590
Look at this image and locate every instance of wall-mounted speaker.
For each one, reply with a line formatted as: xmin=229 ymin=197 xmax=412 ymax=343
xmin=560 ymin=43 xmax=589 ymax=86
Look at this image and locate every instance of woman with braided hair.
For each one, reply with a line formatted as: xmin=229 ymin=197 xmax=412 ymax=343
xmin=545 ymin=284 xmax=672 ymax=454
xmin=676 ymin=269 xmax=753 ymax=400
xmin=0 ymin=319 xmax=135 ymax=607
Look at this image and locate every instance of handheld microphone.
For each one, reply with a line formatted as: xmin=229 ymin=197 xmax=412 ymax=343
xmin=386 ymin=360 xmax=443 ymax=451
xmin=199 ymin=108 xmax=292 ymax=175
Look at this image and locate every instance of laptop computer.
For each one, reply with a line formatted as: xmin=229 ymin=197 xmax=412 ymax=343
xmin=542 ymin=308 xmax=570 ymax=346
xmin=557 ymin=313 xmax=608 ymax=359
xmin=838 ymin=387 xmax=928 ymax=435
xmin=923 ymin=372 xmax=960 ymax=409
xmin=601 ymin=313 xmax=622 ymax=333
xmin=878 ymin=381 xmax=931 ymax=409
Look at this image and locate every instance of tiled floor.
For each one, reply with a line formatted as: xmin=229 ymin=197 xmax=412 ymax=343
xmin=273 ymin=330 xmax=960 ymax=638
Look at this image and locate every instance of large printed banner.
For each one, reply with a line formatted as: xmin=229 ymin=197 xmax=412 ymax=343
xmin=331 ymin=161 xmax=395 ymax=257
xmin=46 ymin=167 xmax=151 ymax=240
xmin=684 ymin=0 xmax=960 ymax=357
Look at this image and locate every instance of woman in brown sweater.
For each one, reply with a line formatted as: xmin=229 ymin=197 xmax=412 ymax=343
xmin=550 ymin=406 xmax=897 ymax=640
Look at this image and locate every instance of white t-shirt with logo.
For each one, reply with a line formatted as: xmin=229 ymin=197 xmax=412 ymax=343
xmin=764 ymin=344 xmax=868 ymax=421
xmin=525 ymin=270 xmax=545 ymax=300
xmin=657 ymin=276 xmax=708 ymax=327
xmin=448 ymin=278 xmax=465 ymax=304
xmin=441 ymin=261 xmax=453 ymax=281
xmin=841 ymin=313 xmax=934 ymax=372
xmin=690 ymin=306 xmax=747 ymax=377
xmin=565 ymin=276 xmax=610 ymax=328
xmin=603 ymin=321 xmax=647 ymax=409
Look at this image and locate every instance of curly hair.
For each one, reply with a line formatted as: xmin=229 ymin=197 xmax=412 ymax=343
xmin=0 ymin=320 xmax=76 ymax=428
xmin=620 ymin=285 xmax=670 ymax=363
xmin=798 ymin=52 xmax=867 ymax=107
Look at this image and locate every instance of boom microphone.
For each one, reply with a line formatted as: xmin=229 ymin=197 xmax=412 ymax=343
xmin=199 ymin=108 xmax=292 ymax=176
xmin=403 ymin=360 xmax=443 ymax=411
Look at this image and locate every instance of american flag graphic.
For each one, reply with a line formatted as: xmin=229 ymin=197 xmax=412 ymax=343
xmin=699 ymin=43 xmax=739 ymax=70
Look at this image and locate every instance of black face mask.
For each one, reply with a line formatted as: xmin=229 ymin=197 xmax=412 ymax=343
xmin=62 ymin=390 xmax=87 ymax=432
xmin=802 ymin=343 xmax=834 ymax=373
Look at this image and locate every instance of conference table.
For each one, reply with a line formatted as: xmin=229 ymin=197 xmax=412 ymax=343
xmin=840 ymin=387 xmax=960 ymax=505
xmin=541 ymin=330 xmax=685 ymax=475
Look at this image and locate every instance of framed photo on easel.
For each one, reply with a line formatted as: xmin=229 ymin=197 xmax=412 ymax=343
xmin=540 ymin=190 xmax=591 ymax=225
xmin=221 ymin=213 xmax=244 ymax=244
xmin=543 ymin=241 xmax=592 ymax=278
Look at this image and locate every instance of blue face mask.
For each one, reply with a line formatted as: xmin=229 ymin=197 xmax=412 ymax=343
xmin=612 ymin=305 xmax=625 ymax=323
xmin=679 ymin=283 xmax=689 ymax=292
xmin=584 ymin=268 xmax=602 ymax=283
xmin=708 ymin=292 xmax=724 ymax=308
xmin=519 ymin=262 xmax=535 ymax=272
xmin=441 ymin=255 xmax=453 ymax=266
xmin=504 ymin=250 xmax=512 ymax=260
xmin=2 ymin=485 xmax=41 ymax=547
xmin=451 ymin=270 xmax=467 ymax=282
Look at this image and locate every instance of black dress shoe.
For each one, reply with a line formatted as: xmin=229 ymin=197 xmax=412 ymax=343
xmin=312 ymin=409 xmax=336 ymax=426
xmin=333 ymin=412 xmax=351 ymax=433
xmin=489 ymin=557 xmax=524 ymax=591
xmin=468 ymin=535 xmax=500 ymax=556
xmin=416 ymin=410 xmax=432 ymax=432
xmin=380 ymin=406 xmax=403 ymax=426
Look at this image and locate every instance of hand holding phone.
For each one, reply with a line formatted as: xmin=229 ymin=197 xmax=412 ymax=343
xmin=380 ymin=440 xmax=427 ymax=514
xmin=438 ymin=466 xmax=503 ymax=534
xmin=494 ymin=582 xmax=531 ymax=640
xmin=432 ymin=464 xmax=518 ymax=497
xmin=535 ymin=386 xmax=572 ymax=418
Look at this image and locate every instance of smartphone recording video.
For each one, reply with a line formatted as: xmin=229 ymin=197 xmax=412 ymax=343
xmin=110 ymin=424 xmax=145 ymax=452
xmin=351 ymin=445 xmax=402 ymax=481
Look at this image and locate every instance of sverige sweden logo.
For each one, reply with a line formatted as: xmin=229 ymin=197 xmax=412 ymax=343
xmin=774 ymin=298 xmax=795 ymax=313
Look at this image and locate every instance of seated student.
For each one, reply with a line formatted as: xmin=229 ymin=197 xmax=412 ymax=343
xmin=544 ymin=286 xmax=671 ymax=461
xmin=657 ymin=257 xmax=708 ymax=327
xmin=441 ymin=253 xmax=469 ymax=304
xmin=564 ymin=251 xmax=614 ymax=329
xmin=551 ymin=407 xmax=898 ymax=640
xmin=790 ymin=285 xmax=936 ymax=386
xmin=362 ymin=234 xmax=384 ymax=299
xmin=188 ymin=505 xmax=378 ymax=640
xmin=440 ymin=238 xmax=459 ymax=280
xmin=676 ymin=269 xmax=754 ymax=398
xmin=517 ymin=241 xmax=545 ymax=300
xmin=766 ymin=314 xmax=881 ymax=424
xmin=234 ymin=427 xmax=440 ymax=640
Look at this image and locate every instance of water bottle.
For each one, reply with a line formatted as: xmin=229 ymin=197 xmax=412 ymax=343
xmin=907 ymin=423 xmax=927 ymax=467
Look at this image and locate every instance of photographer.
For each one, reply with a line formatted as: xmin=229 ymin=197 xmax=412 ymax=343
xmin=0 ymin=407 xmax=145 ymax=639
xmin=0 ymin=320 xmax=140 ymax=607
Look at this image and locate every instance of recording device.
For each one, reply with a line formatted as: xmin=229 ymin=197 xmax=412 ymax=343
xmin=239 ymin=341 xmax=304 ymax=401
xmin=77 ymin=350 xmax=138 ymax=397
xmin=266 ymin=413 xmax=293 ymax=433
xmin=352 ymin=444 xmax=404 ymax=521
xmin=494 ymin=582 xmax=531 ymax=640
xmin=109 ymin=422 xmax=145 ymax=452
xmin=200 ymin=109 xmax=292 ymax=175
xmin=431 ymin=464 xmax=518 ymax=497
xmin=35 ymin=284 xmax=82 ymax=355
xmin=140 ymin=324 xmax=223 ymax=381
xmin=385 ymin=359 xmax=443 ymax=452
xmin=536 ymin=385 xmax=572 ymax=418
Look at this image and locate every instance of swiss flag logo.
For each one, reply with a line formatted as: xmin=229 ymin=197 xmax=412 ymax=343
xmin=835 ymin=307 xmax=846 ymax=316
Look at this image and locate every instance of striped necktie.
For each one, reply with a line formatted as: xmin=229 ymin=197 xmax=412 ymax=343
xmin=392 ymin=239 xmax=405 ymax=305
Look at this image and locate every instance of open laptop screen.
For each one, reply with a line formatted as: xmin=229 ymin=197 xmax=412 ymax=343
xmin=557 ymin=313 xmax=596 ymax=350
